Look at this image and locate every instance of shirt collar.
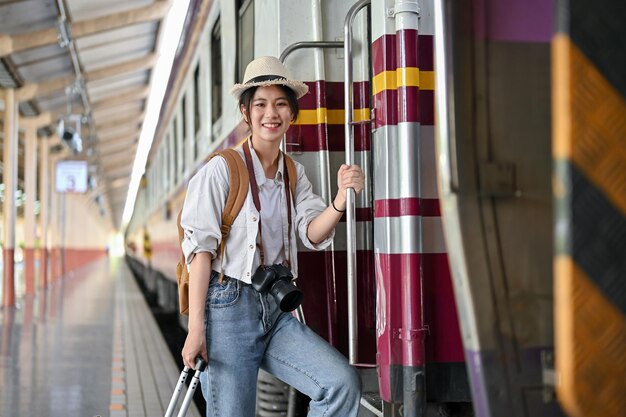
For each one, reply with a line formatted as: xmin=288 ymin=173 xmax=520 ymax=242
xmin=245 ymin=137 xmax=284 ymax=187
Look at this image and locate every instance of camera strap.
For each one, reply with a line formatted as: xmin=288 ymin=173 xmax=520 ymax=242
xmin=283 ymin=154 xmax=293 ymax=267
xmin=243 ymin=140 xmax=293 ymax=267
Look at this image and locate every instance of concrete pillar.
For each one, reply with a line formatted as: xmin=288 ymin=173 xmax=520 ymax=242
xmin=49 ymin=154 xmax=58 ymax=282
xmin=48 ymin=151 xmax=63 ymax=282
xmin=2 ymin=88 xmax=18 ymax=308
xmin=23 ymin=125 xmax=38 ymax=295
xmin=38 ymin=135 xmax=51 ymax=288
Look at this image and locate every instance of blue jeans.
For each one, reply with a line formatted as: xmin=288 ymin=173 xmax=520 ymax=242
xmin=199 ymin=271 xmax=361 ymax=416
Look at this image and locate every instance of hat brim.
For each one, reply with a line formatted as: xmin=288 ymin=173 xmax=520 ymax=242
xmin=230 ymin=79 xmax=309 ymax=100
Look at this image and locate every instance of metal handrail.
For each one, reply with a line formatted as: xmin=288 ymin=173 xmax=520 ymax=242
xmin=279 ymin=41 xmax=343 ymax=63
xmin=280 ymin=40 xmax=343 ymax=328
xmin=344 ymin=0 xmax=370 ymax=365
xmin=279 ymin=40 xmax=343 ymax=155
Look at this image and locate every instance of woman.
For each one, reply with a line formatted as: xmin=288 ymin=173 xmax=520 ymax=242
xmin=180 ymin=56 xmax=365 ymax=416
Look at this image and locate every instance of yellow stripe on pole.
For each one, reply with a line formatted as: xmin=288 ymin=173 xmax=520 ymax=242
xmin=372 ymin=71 xmax=396 ymax=95
xmin=294 ymin=108 xmax=328 ymax=125
xmin=294 ymin=108 xmax=371 ymax=125
xmin=372 ymin=68 xmax=435 ymax=95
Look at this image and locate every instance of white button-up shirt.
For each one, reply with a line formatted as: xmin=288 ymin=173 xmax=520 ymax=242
xmin=180 ymin=140 xmax=333 ymax=283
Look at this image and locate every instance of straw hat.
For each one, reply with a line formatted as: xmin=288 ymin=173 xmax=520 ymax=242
xmin=230 ymin=56 xmax=308 ymax=100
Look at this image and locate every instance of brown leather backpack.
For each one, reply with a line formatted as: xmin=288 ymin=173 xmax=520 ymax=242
xmin=176 ymin=148 xmax=297 ymax=315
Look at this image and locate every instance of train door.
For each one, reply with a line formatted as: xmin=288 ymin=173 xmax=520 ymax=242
xmin=435 ymin=1 xmax=566 ymax=416
xmin=281 ymin=0 xmax=378 ymax=366
xmin=369 ymin=1 xmax=471 ymax=416
xmin=284 ymin=1 xmax=471 ymax=416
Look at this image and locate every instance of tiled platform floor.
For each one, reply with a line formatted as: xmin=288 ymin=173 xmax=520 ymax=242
xmin=0 ymin=256 xmax=201 ymax=417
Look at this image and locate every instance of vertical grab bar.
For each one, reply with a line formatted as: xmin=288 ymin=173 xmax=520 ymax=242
xmin=344 ymin=0 xmax=370 ymax=365
xmin=433 ymin=0 xmax=460 ymax=194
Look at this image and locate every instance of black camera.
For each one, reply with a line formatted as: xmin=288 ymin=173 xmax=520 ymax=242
xmin=251 ymin=263 xmax=303 ymax=312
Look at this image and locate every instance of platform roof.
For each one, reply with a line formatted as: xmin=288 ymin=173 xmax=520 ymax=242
xmin=0 ymin=0 xmax=173 ymax=228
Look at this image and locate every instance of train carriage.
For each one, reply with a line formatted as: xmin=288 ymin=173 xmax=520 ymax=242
xmin=125 ymin=1 xmax=626 ymax=416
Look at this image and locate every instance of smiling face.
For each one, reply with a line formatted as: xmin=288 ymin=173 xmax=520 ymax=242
xmin=240 ymin=85 xmax=298 ymax=146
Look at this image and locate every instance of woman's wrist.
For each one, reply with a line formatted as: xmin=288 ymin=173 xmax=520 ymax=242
xmin=332 ymin=197 xmax=346 ymax=212
xmin=187 ymin=315 xmax=204 ymax=332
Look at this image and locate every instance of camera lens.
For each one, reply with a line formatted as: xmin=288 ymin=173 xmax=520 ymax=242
xmin=271 ymin=279 xmax=303 ymax=312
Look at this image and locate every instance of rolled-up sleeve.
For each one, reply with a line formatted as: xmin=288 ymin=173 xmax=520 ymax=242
xmin=293 ymin=163 xmax=334 ymax=250
xmin=180 ymin=157 xmax=229 ymax=264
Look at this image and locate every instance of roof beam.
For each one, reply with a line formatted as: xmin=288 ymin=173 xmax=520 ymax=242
xmin=19 ymin=112 xmax=53 ymax=130
xmin=86 ymin=53 xmax=157 ymax=81
xmin=106 ymin=167 xmax=133 ymax=181
xmin=98 ymin=135 xmax=140 ymax=149
xmin=91 ymin=86 xmax=150 ymax=112
xmin=16 ymin=76 xmax=75 ymax=103
xmin=97 ymin=131 xmax=139 ymax=146
xmin=106 ymin=164 xmax=133 ymax=175
xmin=92 ymin=102 xmax=145 ymax=124
xmin=109 ymin=177 xmax=130 ymax=189
xmin=97 ymin=125 xmax=142 ymax=142
xmin=101 ymin=156 xmax=135 ymax=172
xmin=96 ymin=112 xmax=144 ymax=132
xmin=16 ymin=54 xmax=157 ymax=102
xmin=98 ymin=143 xmax=137 ymax=158
xmin=0 ymin=1 xmax=172 ymax=56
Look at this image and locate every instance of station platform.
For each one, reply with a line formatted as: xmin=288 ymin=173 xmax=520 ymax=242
xmin=0 ymin=256 xmax=201 ymax=417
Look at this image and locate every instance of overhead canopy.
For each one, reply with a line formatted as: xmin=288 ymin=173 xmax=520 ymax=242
xmin=0 ymin=0 xmax=173 ymax=228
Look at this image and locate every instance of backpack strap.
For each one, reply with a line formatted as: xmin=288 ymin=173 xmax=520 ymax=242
xmin=282 ymin=153 xmax=297 ymax=267
xmin=176 ymin=208 xmax=189 ymax=314
xmin=214 ymin=148 xmax=249 ymax=282
xmin=219 ymin=149 xmax=249 ymax=232
xmin=284 ymin=153 xmax=297 ymax=201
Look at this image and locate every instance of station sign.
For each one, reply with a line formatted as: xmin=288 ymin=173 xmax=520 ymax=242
xmin=55 ymin=160 xmax=88 ymax=193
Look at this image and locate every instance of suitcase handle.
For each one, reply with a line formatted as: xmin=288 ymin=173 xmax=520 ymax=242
xmin=164 ymin=358 xmax=207 ymax=417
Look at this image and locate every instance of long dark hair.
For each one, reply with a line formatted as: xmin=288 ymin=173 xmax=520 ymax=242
xmin=238 ymin=85 xmax=300 ymax=124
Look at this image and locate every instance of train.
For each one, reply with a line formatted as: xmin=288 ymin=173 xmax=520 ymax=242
xmin=125 ymin=1 xmax=626 ymax=416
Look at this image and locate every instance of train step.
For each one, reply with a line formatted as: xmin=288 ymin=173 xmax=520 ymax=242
xmin=360 ymin=392 xmax=383 ymax=416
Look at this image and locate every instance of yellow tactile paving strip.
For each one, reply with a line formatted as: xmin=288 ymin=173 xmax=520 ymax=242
xmin=108 ymin=263 xmax=202 ymax=417
xmin=110 ymin=291 xmax=127 ymax=416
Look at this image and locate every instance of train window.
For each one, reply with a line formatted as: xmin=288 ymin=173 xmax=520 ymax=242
xmin=181 ymin=94 xmax=187 ymax=173
xmin=211 ymin=18 xmax=222 ymax=133
xmin=182 ymin=94 xmax=187 ymax=145
xmin=161 ymin=149 xmax=166 ymax=195
xmin=164 ymin=137 xmax=170 ymax=190
xmin=172 ymin=119 xmax=178 ymax=184
xmin=161 ymin=144 xmax=167 ymax=192
xmin=193 ymin=64 xmax=201 ymax=137
xmin=237 ymin=0 xmax=254 ymax=83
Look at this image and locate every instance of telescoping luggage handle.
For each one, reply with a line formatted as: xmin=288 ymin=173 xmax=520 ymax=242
xmin=164 ymin=358 xmax=207 ymax=417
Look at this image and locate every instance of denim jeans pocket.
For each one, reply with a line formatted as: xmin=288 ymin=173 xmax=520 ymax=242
xmin=206 ymin=272 xmax=240 ymax=308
